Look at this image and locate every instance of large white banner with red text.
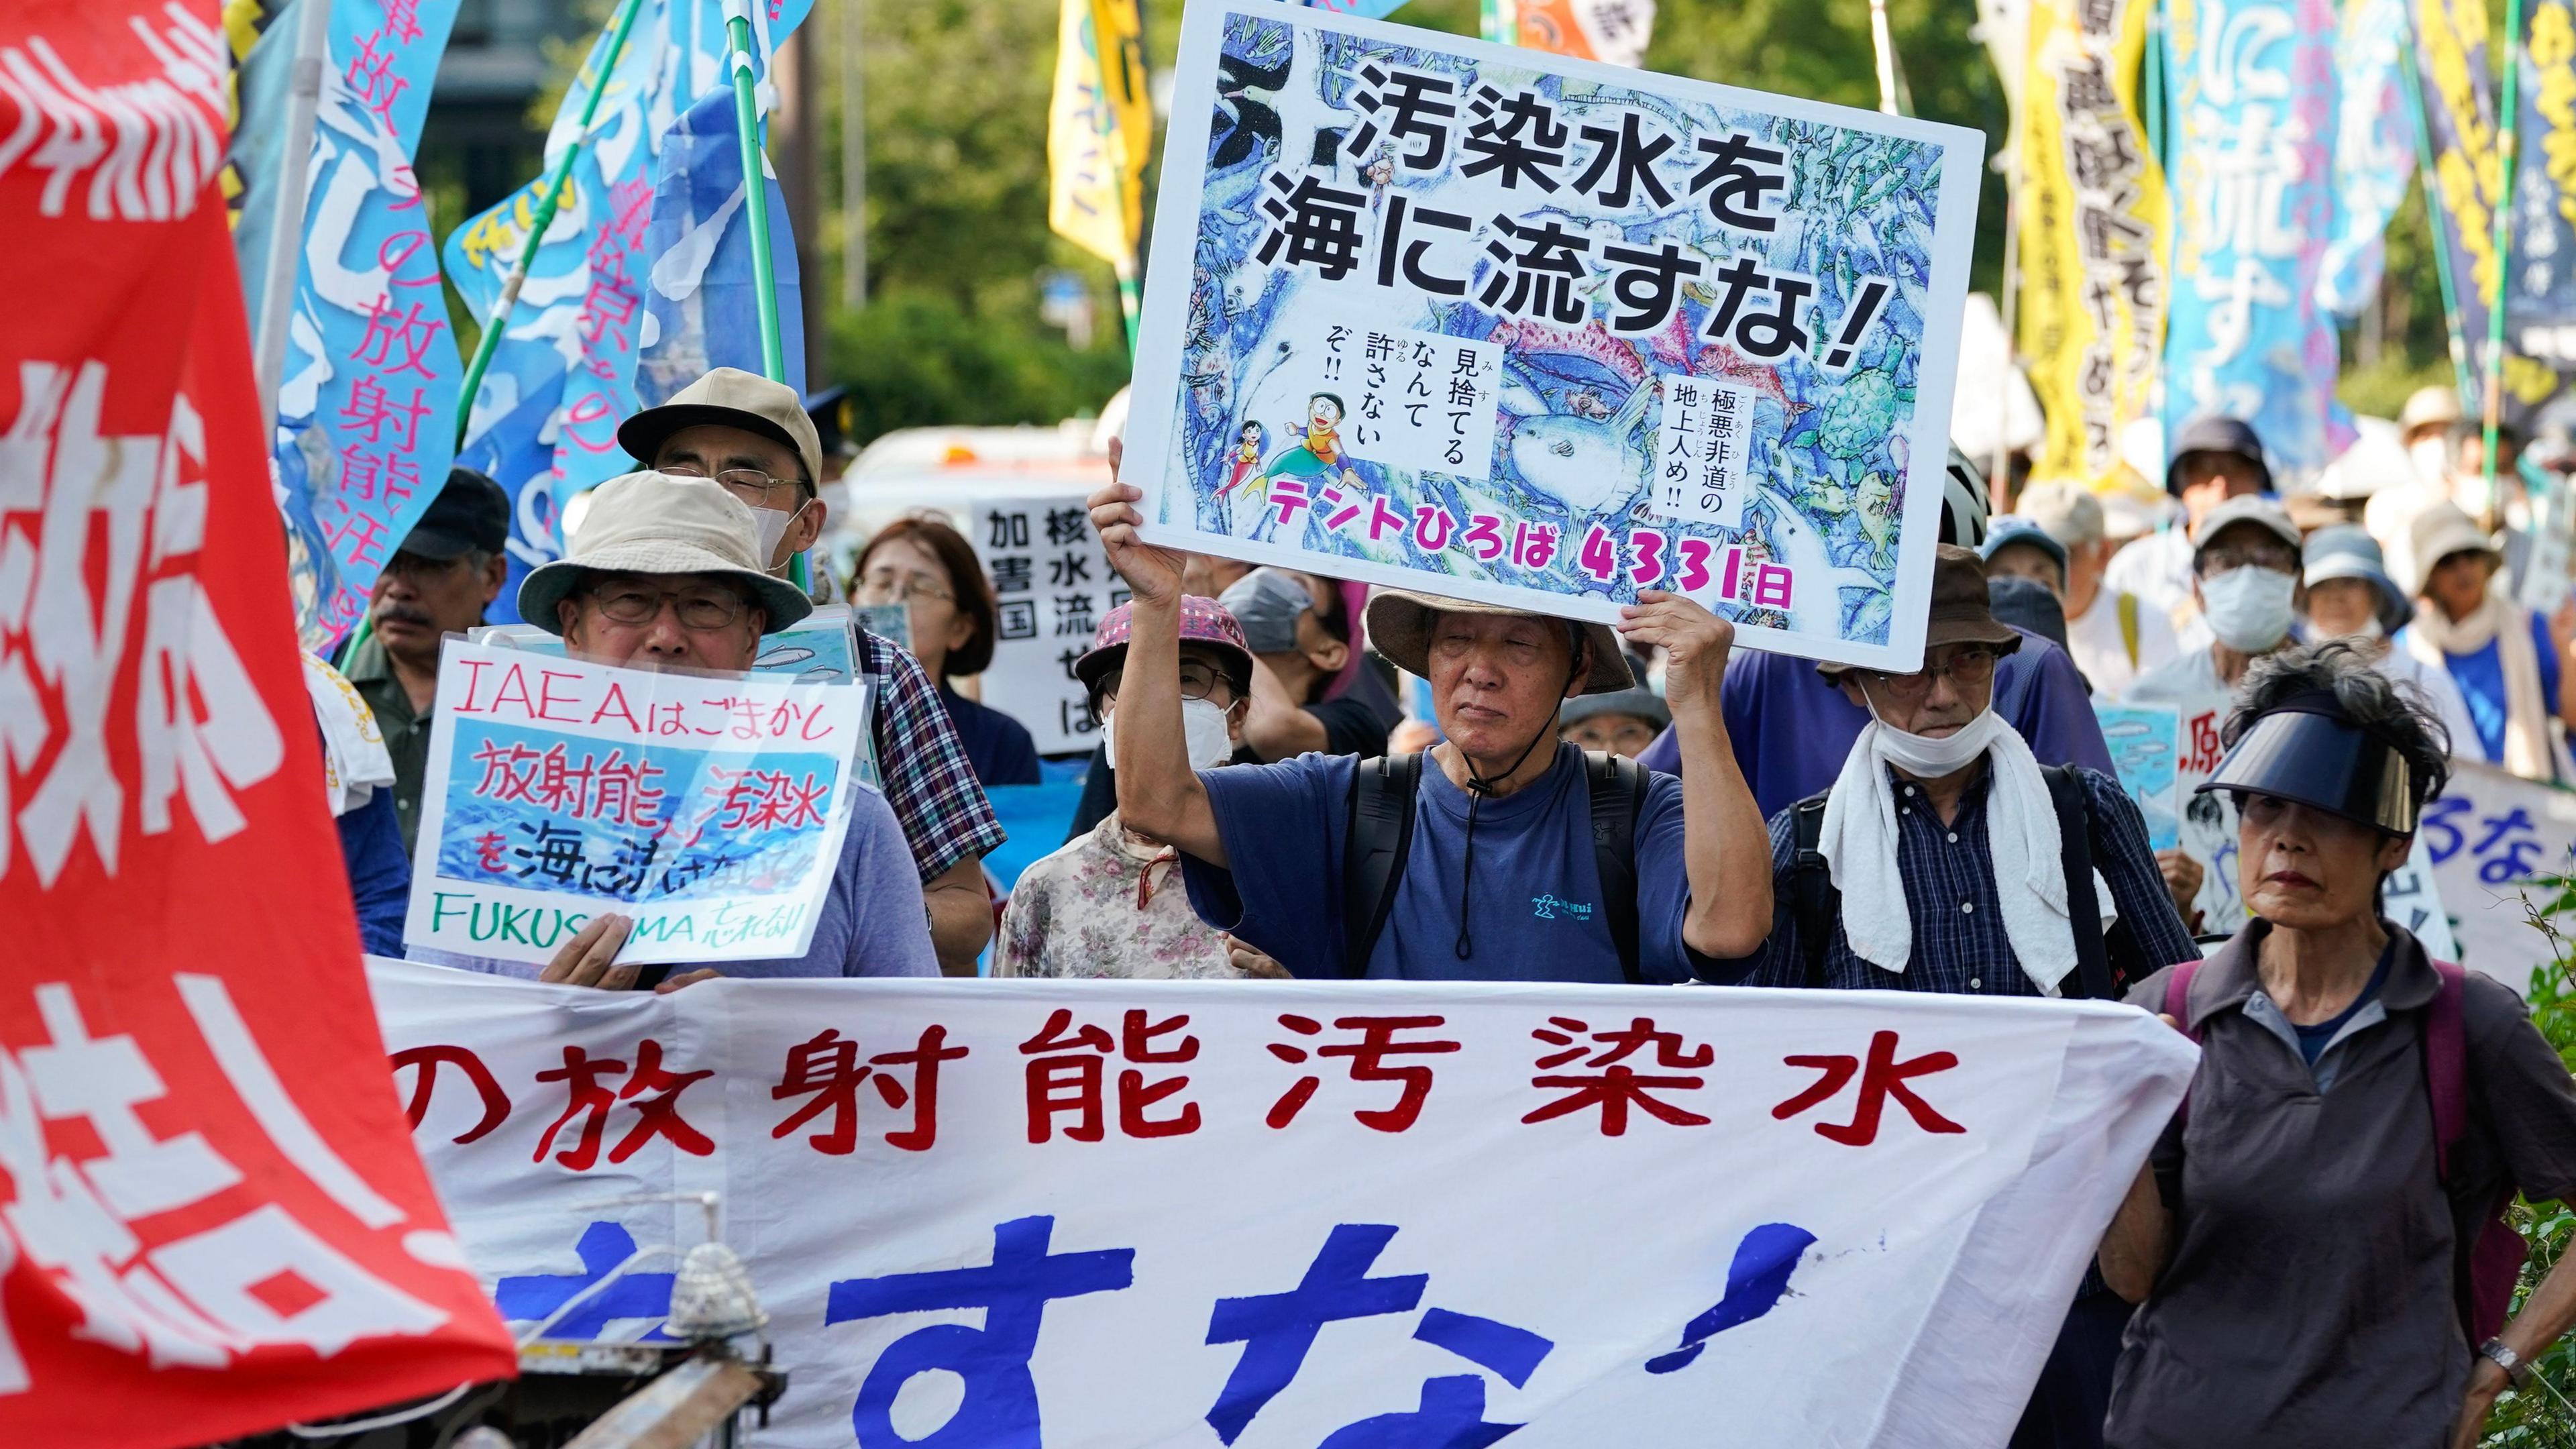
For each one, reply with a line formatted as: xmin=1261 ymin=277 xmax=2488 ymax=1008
xmin=375 ymin=959 xmax=2196 ymax=1448
xmin=0 ymin=7 xmax=515 ymax=1444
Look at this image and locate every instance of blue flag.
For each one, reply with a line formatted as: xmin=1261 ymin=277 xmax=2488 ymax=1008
xmin=443 ymin=0 xmax=813 ymax=589
xmin=270 ymin=0 xmax=466 ymax=646
xmin=636 ymin=91 xmax=806 ymax=408
xmin=455 ymin=370 xmax=568 ymax=627
xmin=2316 ymin=0 xmax=2413 ymax=321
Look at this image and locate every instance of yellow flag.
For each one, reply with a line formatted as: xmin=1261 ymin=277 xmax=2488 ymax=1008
xmin=1049 ymin=0 xmax=1150 ymax=268
xmin=2016 ymin=0 xmax=2169 ymax=488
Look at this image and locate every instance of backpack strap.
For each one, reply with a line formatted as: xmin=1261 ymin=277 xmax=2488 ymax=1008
xmin=1585 ymin=750 xmax=1646 ymax=985
xmin=2161 ymin=958 xmax=2202 ymax=1032
xmin=2424 ymin=959 xmax=2470 ymax=1181
xmin=2042 ymin=765 xmax=2116 ymax=1002
xmin=1789 ymin=788 xmax=1835 ymax=987
xmin=1340 ymin=753 xmax=1422 ymax=977
xmin=2116 ymin=591 xmax=2141 ymax=669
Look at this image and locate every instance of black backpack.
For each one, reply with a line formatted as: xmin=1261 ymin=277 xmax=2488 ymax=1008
xmin=1786 ymin=764 xmax=2131 ymax=999
xmin=1340 ymin=750 xmax=1648 ymax=981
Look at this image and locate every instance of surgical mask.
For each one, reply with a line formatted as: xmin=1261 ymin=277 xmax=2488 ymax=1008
xmin=1220 ymin=567 xmax=1313 ymax=655
xmin=753 ymin=498 xmax=812 ymax=571
xmin=2343 ymin=613 xmax=2387 ymax=642
xmin=2411 ymin=436 xmax=2451 ymax=486
xmin=1868 ymin=702 xmax=2008 ymax=777
xmin=2199 ymin=565 xmax=2297 ymax=652
xmin=1103 ymin=699 xmax=1236 ymax=772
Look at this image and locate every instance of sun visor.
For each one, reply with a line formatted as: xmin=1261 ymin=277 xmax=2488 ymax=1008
xmin=2192 ymin=708 xmax=2418 ymax=835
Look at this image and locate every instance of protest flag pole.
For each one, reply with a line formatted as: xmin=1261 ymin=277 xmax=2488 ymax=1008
xmin=723 ymin=0 xmax=791 ymax=382
xmin=451 ymin=0 xmax=651 ymax=449
xmin=254 ymin=0 xmax=335 ymax=438
xmin=2479 ymin=0 xmax=2527 ymax=530
xmin=1868 ymin=0 xmax=1900 ymax=115
xmin=2400 ymin=48 xmax=2476 ymax=404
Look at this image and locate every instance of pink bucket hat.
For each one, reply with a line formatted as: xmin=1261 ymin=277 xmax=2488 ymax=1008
xmin=1073 ymin=595 xmax=1256 ymax=697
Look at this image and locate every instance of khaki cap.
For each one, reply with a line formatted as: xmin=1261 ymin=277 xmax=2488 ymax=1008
xmin=1364 ymin=589 xmax=1633 ymax=694
xmin=617 ymin=366 xmax=824 ymax=489
xmin=517 ymin=471 xmax=816 ymax=636
xmin=2406 ymin=500 xmax=2499 ymax=596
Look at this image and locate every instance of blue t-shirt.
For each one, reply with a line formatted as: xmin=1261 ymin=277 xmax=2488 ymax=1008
xmin=1180 ymin=743 xmax=1712 ymax=983
xmin=2440 ymin=610 xmax=2560 ymax=766
xmin=939 ymin=685 xmax=1043 ymax=787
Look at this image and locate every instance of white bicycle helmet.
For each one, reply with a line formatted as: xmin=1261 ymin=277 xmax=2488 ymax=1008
xmin=1941 ymin=445 xmax=1990 ymax=548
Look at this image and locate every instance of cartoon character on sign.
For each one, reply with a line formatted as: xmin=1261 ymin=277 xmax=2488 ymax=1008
xmin=1214 ymin=420 xmax=1270 ymax=502
xmin=1262 ymin=393 xmax=1365 ymax=495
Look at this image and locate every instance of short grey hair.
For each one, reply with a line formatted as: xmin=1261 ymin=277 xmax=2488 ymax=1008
xmin=2226 ymin=641 xmax=2452 ymax=817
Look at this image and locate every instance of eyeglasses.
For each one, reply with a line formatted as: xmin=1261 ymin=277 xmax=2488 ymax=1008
xmin=584 ymin=585 xmax=752 ymax=631
xmin=660 ymin=462 xmax=810 ymax=510
xmin=1095 ymin=659 xmax=1232 ymax=704
xmin=856 ymin=570 xmax=955 ymax=606
xmin=2200 ymin=547 xmax=2298 ymax=576
xmin=1864 ymin=645 xmax=1998 ymax=701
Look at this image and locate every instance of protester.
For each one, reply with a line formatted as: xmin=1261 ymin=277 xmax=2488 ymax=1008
xmin=1219 ymin=566 xmax=1393 ymax=761
xmin=2121 ymin=496 xmax=2304 ymax=704
xmin=1979 ymin=515 xmax=2070 ymax=596
xmin=996 ymin=598 xmax=1287 ymax=980
xmin=1638 ymin=450 xmax=2120 ymax=815
xmin=413 ymin=472 xmax=936 ymax=986
xmin=2017 ymin=482 xmax=2178 ymax=696
xmin=1086 ymin=472 xmax=1774 ymax=981
xmin=2098 ymin=643 xmax=2576 ymax=1449
xmin=853 ymin=515 xmax=1042 ymax=787
xmin=2400 ymin=383 xmax=2465 ymax=480
xmin=339 ymin=466 xmax=511 ymax=855
xmin=621 ymin=368 xmax=1004 ymax=972
xmin=305 ymin=653 xmax=407 ymax=958
xmin=1558 ymin=686 xmax=1670 ymax=759
xmin=2298 ymin=525 xmax=2485 ymax=761
xmin=2104 ymin=416 xmax=2273 ymax=625
xmin=1706 ymin=545 xmax=2196 ymax=1449
xmin=1988 ymin=575 xmax=2071 ymax=654
xmin=2402 ymin=502 xmax=2572 ymax=782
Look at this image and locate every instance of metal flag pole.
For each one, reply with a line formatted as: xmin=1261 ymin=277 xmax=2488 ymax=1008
xmin=254 ymin=0 xmax=335 ymax=437
xmin=1868 ymin=0 xmax=1900 ymax=115
xmin=1085 ymin=0 xmax=1145 ymax=353
xmin=451 ymin=0 xmax=651 ymax=449
xmin=2481 ymin=0 xmax=2528 ymax=527
xmin=722 ymin=0 xmax=790 ymax=382
xmin=1994 ymin=156 xmax=2021 ymax=511
xmin=2400 ymin=46 xmax=2476 ymax=402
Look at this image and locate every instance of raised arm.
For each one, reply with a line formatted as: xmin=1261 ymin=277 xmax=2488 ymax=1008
xmin=1617 ymin=591 xmax=1771 ymax=959
xmin=1089 ymin=451 xmax=1228 ymax=865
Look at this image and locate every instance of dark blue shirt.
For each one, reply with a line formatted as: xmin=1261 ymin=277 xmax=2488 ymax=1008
xmin=2436 ymin=609 xmax=2560 ymax=767
xmin=2294 ymin=945 xmax=2394 ymax=1065
xmin=335 ymin=786 xmax=410 ymax=959
xmin=1638 ymin=626 xmax=2117 ymax=818
xmin=1179 ymin=743 xmax=1714 ymax=983
xmin=1709 ymin=763 xmax=2197 ymax=994
xmin=938 ymin=685 xmax=1042 ymax=788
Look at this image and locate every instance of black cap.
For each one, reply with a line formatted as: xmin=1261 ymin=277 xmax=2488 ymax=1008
xmin=395 ymin=467 xmax=511 ymax=560
xmin=1986 ymin=574 xmax=2068 ymax=652
xmin=2165 ymin=415 xmax=2273 ymax=497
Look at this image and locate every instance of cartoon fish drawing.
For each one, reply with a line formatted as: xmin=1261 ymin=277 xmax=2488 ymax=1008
xmin=1754 ymin=486 xmax=1881 ymax=639
xmin=1504 ymin=375 xmax=1656 ymax=515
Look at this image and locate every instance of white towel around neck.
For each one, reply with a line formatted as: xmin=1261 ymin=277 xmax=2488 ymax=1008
xmin=1817 ymin=716 xmax=2116 ymax=995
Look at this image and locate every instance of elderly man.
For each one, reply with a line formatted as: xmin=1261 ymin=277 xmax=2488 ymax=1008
xmin=2105 ymin=415 xmax=2273 ymax=625
xmin=342 ymin=466 xmax=511 ymax=853
xmin=2123 ymin=496 xmax=2304 ymax=704
xmin=418 ymin=471 xmax=936 ymax=987
xmin=1086 ymin=475 xmax=1772 ymax=981
xmin=619 ymin=368 xmax=1004 ymax=973
xmin=1708 ymin=545 xmax=2196 ymax=1449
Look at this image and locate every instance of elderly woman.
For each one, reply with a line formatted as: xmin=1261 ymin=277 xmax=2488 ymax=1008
xmin=2098 ymin=643 xmax=2576 ymax=1448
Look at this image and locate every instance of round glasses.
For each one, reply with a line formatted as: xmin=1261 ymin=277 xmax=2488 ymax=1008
xmin=585 ymin=585 xmax=751 ymax=631
xmin=1864 ymin=645 xmax=1998 ymax=701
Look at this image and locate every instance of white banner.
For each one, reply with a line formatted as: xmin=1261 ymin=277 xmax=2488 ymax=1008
xmin=374 ymin=960 xmax=2195 ymax=1447
xmin=402 ymin=642 xmax=867 ymax=966
xmin=971 ymin=493 xmax=1123 ymax=753
xmin=2421 ymin=759 xmax=2576 ymax=994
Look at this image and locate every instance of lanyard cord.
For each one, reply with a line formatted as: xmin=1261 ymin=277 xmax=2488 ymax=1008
xmin=1453 ymin=655 xmax=1584 ymax=961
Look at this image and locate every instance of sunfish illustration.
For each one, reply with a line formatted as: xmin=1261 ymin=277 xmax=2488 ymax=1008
xmin=1506 ymin=377 xmax=1656 ymax=514
xmin=1754 ymin=486 xmax=1881 ymax=638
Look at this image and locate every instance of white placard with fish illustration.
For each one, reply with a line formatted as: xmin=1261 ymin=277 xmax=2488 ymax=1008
xmin=1124 ymin=0 xmax=1984 ymax=670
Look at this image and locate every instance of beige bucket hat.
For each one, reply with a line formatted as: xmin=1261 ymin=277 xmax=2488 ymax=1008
xmin=1365 ymin=588 xmax=1633 ymax=694
xmin=517 ymin=471 xmax=816 ymax=636
xmin=616 ymin=366 xmax=824 ymax=488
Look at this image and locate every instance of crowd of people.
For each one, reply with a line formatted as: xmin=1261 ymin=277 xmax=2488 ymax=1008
xmin=299 ymin=358 xmax=2576 ymax=1447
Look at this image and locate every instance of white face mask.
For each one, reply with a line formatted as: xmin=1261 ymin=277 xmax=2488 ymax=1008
xmin=1867 ymin=701 xmax=2008 ymax=777
xmin=1103 ymin=698 xmax=1237 ymax=772
xmin=2410 ymin=435 xmax=2451 ymax=486
xmin=2344 ymin=613 xmax=2387 ymax=642
xmin=2199 ymin=565 xmax=2298 ymax=653
xmin=754 ymin=498 xmax=812 ymax=571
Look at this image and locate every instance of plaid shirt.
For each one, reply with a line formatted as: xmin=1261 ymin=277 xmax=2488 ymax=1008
xmin=860 ymin=629 xmax=1006 ymax=881
xmin=1717 ymin=763 xmax=2196 ymax=996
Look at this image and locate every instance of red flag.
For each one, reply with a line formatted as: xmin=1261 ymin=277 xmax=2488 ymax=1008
xmin=0 ymin=3 xmax=518 ymax=1443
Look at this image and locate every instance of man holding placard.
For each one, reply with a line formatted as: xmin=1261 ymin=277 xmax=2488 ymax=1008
xmin=407 ymin=471 xmax=935 ymax=987
xmin=1087 ymin=472 xmax=1774 ymax=982
xmin=620 ymin=367 xmax=1005 ymax=973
